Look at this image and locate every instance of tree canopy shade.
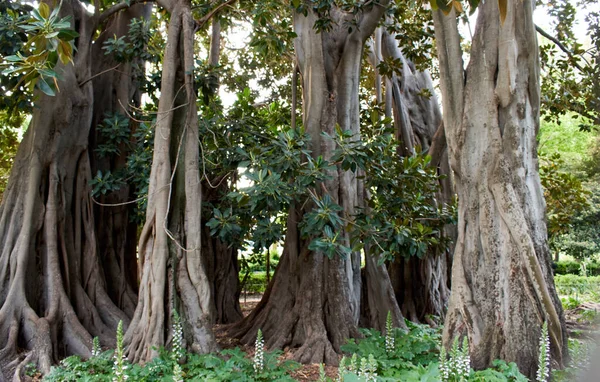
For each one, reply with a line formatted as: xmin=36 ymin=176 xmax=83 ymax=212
xmin=0 ymin=0 xmax=586 ymax=379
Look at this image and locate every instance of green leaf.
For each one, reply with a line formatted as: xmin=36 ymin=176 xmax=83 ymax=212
xmin=37 ymin=77 xmax=56 ymax=96
xmin=38 ymin=3 xmax=51 ymax=19
xmin=57 ymin=29 xmax=79 ymax=41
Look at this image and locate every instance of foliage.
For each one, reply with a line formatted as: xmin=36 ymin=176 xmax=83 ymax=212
xmin=552 ymin=338 xmax=597 ymax=382
xmin=341 ymin=322 xmax=441 ymax=377
xmin=338 ymin=323 xmax=528 ymax=382
xmin=554 ymin=260 xmax=600 ymax=276
xmin=539 ymin=152 xmax=590 ymax=246
xmin=0 ymin=116 xmax=19 ymax=200
xmin=0 ymin=1 xmax=78 ymax=96
xmin=89 ymin=113 xmax=154 ymax=222
xmin=538 ymin=114 xmax=595 ymax=173
xmin=552 ymin=182 xmax=600 ymax=261
xmin=45 ymin=334 xmax=299 ymax=382
xmin=554 ymin=274 xmax=600 ymax=307
xmin=350 ymin=112 xmax=456 ymax=261
xmin=538 ymin=0 xmax=599 ymax=129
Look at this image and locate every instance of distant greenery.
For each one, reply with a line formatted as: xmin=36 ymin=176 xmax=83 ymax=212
xmin=538 ymin=114 xmax=600 ymax=262
xmin=552 ymin=182 xmax=600 ymax=261
xmin=555 ymin=260 xmax=600 ymax=276
xmin=555 ymin=274 xmax=600 ymax=308
xmin=538 ymin=114 xmax=595 ymax=174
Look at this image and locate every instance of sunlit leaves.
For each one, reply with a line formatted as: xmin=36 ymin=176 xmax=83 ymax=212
xmin=0 ymin=2 xmax=78 ymax=96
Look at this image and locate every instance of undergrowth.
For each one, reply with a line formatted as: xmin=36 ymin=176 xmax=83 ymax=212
xmin=42 ymin=316 xmax=594 ymax=381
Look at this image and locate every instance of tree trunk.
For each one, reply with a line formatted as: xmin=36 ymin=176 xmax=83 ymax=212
xmin=433 ymin=0 xmax=567 ymax=377
xmin=90 ymin=3 xmax=151 ymax=320
xmin=202 ymin=224 xmax=242 ymax=324
xmin=0 ymin=1 xmax=130 ymax=378
xmin=124 ymin=0 xmax=217 ymax=363
xmin=229 ymin=6 xmax=401 ymax=364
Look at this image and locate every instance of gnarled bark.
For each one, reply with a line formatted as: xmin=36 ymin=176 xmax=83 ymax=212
xmin=434 ymin=0 xmax=567 ymax=377
xmin=229 ymin=5 xmax=403 ymax=364
xmin=124 ymin=0 xmax=217 ymax=363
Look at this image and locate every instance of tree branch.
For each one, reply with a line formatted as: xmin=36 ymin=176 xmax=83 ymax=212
xmin=98 ymin=0 xmax=154 ymax=25
xmin=78 ymin=64 xmax=121 ymax=87
xmin=535 ymin=25 xmax=584 ymax=71
xmin=195 ymin=0 xmax=237 ymax=30
xmin=357 ymin=0 xmax=391 ymax=41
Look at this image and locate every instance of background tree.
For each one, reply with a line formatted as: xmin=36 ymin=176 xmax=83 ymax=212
xmin=229 ymin=0 xmax=408 ymax=364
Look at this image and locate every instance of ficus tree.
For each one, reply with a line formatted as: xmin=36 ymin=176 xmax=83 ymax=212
xmin=433 ymin=0 xmax=568 ymax=377
xmin=228 ymin=0 xmax=411 ymax=365
xmin=0 ymin=0 xmax=148 ymax=377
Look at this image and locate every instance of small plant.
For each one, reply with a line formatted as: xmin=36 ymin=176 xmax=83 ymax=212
xmin=358 ymin=354 xmax=378 ymax=382
xmin=440 ymin=337 xmax=471 ymax=381
xmin=318 ymin=363 xmax=327 ymax=382
xmin=254 ymin=328 xmax=265 ymax=374
xmin=112 ymin=320 xmax=128 ymax=382
xmin=91 ymin=336 xmax=101 ymax=357
xmin=24 ymin=362 xmax=38 ymax=377
xmin=337 ymin=356 xmax=347 ymax=382
xmin=536 ymin=321 xmax=550 ymax=382
xmin=172 ymin=363 xmax=184 ymax=382
xmin=172 ymin=309 xmax=184 ymax=363
xmin=385 ymin=311 xmax=395 ymax=353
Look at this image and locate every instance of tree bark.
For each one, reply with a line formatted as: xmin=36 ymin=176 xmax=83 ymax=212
xmin=229 ymin=5 xmax=402 ymax=364
xmin=90 ymin=3 xmax=151 ymax=320
xmin=0 ymin=1 xmax=130 ymax=378
xmin=433 ymin=0 xmax=567 ymax=377
xmin=124 ymin=0 xmax=217 ymax=363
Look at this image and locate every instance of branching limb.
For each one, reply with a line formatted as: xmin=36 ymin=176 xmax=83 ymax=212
xmin=535 ymin=25 xmax=585 ymax=71
xmin=98 ymin=0 xmax=156 ymax=25
xmin=195 ymin=0 xmax=237 ymax=30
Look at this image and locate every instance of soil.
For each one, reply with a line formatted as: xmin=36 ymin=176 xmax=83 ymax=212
xmin=212 ymin=298 xmax=342 ymax=381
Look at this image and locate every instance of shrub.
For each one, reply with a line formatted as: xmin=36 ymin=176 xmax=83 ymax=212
xmin=554 ymin=260 xmax=600 ymax=276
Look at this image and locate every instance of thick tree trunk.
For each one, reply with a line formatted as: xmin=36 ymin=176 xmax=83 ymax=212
xmin=124 ymin=1 xmax=217 ymax=363
xmin=202 ymin=224 xmax=242 ymax=324
xmin=0 ymin=1 xmax=130 ymax=378
xmin=90 ymin=3 xmax=151 ymax=320
xmin=229 ymin=6 xmax=401 ymax=364
xmin=434 ymin=0 xmax=567 ymax=377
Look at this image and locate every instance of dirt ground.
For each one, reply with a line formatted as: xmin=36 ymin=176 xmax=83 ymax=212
xmin=213 ymin=299 xmax=340 ymax=381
